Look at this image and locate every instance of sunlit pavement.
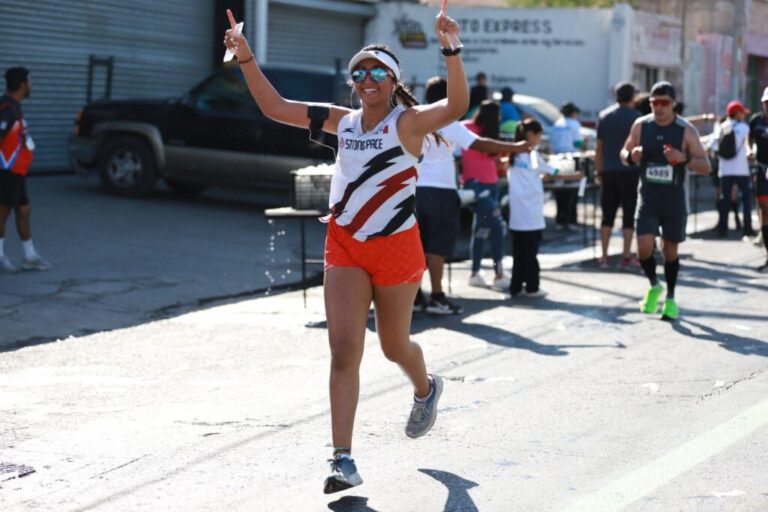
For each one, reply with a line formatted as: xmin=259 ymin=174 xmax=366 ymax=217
xmin=1 ymin=175 xmax=767 ymax=511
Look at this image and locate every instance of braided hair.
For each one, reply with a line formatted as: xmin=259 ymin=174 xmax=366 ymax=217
xmin=357 ymin=44 xmax=445 ymax=146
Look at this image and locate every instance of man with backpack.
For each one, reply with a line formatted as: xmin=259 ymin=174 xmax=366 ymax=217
xmin=713 ymin=100 xmax=754 ymax=238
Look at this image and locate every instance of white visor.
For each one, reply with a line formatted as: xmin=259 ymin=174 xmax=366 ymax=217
xmin=347 ymin=50 xmax=401 ymax=81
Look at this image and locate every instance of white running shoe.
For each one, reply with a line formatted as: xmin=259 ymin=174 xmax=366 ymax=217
xmin=492 ymin=275 xmax=511 ymax=290
xmin=22 ymin=255 xmax=52 ymax=271
xmin=468 ymin=274 xmax=488 ymax=288
xmin=524 ymin=289 xmax=548 ymax=298
xmin=0 ymin=255 xmax=18 ymax=273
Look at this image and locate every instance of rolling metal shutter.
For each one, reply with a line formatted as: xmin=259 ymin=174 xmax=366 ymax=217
xmin=0 ymin=0 xmax=213 ymax=172
xmin=267 ymin=2 xmax=368 ymax=72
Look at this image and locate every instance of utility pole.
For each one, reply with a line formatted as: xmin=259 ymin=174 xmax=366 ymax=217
xmin=729 ymin=0 xmax=745 ymax=101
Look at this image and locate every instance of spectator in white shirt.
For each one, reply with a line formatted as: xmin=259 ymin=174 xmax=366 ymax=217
xmin=712 ymin=100 xmax=755 ymax=238
xmin=550 ymin=102 xmax=583 ymax=231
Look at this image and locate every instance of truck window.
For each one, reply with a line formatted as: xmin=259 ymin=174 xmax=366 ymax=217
xmin=191 ymin=68 xmax=257 ymax=114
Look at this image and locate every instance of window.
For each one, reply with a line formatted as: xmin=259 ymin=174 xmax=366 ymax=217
xmin=190 ymin=68 xmax=255 ymax=113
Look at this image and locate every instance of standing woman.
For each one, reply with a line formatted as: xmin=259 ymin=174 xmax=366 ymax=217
xmin=461 ymin=100 xmax=509 ymax=289
xmin=224 ymin=8 xmax=468 ymax=494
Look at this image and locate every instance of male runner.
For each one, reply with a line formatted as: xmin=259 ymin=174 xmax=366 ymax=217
xmin=748 ymin=86 xmax=768 ymax=272
xmin=620 ymin=82 xmax=710 ymax=320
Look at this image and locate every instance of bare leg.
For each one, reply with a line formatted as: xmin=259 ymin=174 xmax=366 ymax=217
xmin=637 ymin=234 xmax=655 ymax=260
xmin=600 ymin=225 xmax=611 ymax=258
xmin=325 ymin=266 xmax=372 ymax=450
xmin=16 ymin=204 xmax=31 ymax=241
xmin=622 ymin=228 xmax=634 ymax=258
xmin=425 ymin=254 xmax=444 ymax=295
xmin=0 ymin=205 xmax=12 ymax=239
xmin=660 ymin=239 xmax=679 ymax=262
xmin=373 ymin=281 xmax=430 ymax=398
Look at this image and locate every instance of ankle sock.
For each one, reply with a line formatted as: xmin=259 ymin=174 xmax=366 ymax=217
xmin=414 ymin=377 xmax=434 ymax=403
xmin=22 ymin=239 xmax=37 ymax=259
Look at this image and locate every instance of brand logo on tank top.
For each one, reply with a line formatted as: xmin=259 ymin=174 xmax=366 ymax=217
xmin=339 ymin=138 xmax=384 ymax=151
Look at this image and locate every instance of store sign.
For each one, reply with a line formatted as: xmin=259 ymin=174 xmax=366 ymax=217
xmin=371 ymin=4 xmax=613 ymax=119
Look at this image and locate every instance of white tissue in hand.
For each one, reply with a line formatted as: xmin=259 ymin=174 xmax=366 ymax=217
xmin=223 ymin=22 xmax=244 ymax=62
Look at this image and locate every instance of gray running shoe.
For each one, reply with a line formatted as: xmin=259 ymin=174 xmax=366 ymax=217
xmin=21 ymin=255 xmax=52 ymax=271
xmin=323 ymin=456 xmax=363 ymax=494
xmin=0 ymin=255 xmax=18 ymax=273
xmin=405 ymin=374 xmax=443 ymax=438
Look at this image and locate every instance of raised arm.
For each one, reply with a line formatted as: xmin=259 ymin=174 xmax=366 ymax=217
xmin=224 ymin=10 xmax=350 ymax=134
xmin=397 ymin=12 xmax=468 ymax=153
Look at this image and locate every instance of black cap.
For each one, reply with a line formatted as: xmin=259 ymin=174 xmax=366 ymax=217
xmin=650 ymin=81 xmax=676 ymax=100
xmin=615 ymin=81 xmax=635 ymax=103
xmin=500 ymin=87 xmax=514 ymax=101
xmin=561 ymin=101 xmax=580 ymax=116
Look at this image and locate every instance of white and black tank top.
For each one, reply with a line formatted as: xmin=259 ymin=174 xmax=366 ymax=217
xmin=329 ymin=105 xmax=420 ymax=241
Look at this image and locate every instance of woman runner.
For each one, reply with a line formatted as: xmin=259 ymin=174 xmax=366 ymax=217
xmin=224 ymin=7 xmax=468 ymax=494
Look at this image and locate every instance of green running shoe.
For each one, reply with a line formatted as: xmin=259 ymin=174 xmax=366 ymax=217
xmin=640 ymin=284 xmax=664 ymax=314
xmin=661 ymin=298 xmax=679 ymax=320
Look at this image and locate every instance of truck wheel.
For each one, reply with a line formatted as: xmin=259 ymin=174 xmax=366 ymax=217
xmin=98 ymin=136 xmax=157 ymax=196
xmin=164 ymin=178 xmax=207 ymax=197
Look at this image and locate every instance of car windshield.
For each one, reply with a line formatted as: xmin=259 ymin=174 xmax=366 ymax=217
xmin=188 ymin=67 xmax=338 ymax=113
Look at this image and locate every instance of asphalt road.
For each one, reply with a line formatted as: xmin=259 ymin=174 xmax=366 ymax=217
xmin=1 ymin=174 xmax=767 ymax=511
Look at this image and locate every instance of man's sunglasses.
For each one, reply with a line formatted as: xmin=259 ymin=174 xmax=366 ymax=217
xmin=351 ymin=67 xmax=390 ymax=83
xmin=650 ymin=98 xmax=672 ymax=107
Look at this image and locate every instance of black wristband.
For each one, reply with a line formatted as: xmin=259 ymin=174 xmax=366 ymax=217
xmin=441 ymin=47 xmax=462 ymax=56
xmin=237 ymin=54 xmax=254 ymax=65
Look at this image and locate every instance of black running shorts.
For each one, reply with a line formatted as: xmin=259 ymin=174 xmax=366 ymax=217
xmin=0 ymin=171 xmax=29 ymax=207
xmin=415 ymin=186 xmax=461 ymax=258
xmin=636 ymin=207 xmax=687 ymax=243
xmin=600 ymin=169 xmax=639 ymax=229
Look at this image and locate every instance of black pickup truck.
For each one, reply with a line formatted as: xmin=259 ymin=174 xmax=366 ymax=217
xmin=69 ymin=65 xmax=341 ymax=196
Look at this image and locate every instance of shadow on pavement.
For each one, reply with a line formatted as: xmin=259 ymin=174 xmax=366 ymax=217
xmin=671 ymin=319 xmax=768 ymax=357
xmin=327 ymin=495 xmax=378 ymax=512
xmin=418 ymin=468 xmax=479 ymax=512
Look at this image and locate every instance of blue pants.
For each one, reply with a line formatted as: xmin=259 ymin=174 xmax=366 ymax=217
xmin=464 ymin=180 xmax=506 ymax=274
xmin=718 ymin=175 xmax=752 ymax=234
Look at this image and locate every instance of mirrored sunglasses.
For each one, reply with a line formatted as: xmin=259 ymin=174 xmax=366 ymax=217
xmin=351 ymin=67 xmax=390 ymax=83
xmin=650 ymin=98 xmax=672 ymax=107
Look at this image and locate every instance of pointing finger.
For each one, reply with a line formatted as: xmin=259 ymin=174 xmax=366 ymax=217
xmin=227 ymin=9 xmax=237 ymax=29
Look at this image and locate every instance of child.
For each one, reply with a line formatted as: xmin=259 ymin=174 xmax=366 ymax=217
xmin=507 ymin=119 xmax=581 ymax=297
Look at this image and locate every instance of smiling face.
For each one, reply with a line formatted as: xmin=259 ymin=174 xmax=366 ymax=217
xmin=351 ymin=58 xmax=394 ymax=108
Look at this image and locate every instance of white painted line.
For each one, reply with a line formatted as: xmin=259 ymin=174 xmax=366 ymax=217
xmin=564 ymin=397 xmax=768 ymax=512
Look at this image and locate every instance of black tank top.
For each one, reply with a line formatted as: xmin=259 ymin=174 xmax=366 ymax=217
xmin=638 ymin=114 xmax=689 ymax=215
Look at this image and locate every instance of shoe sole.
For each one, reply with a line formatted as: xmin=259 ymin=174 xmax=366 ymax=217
xmin=406 ymin=375 xmax=443 ymax=439
xmin=425 ymin=307 xmax=462 ymax=315
xmin=323 ymin=474 xmax=363 ymax=494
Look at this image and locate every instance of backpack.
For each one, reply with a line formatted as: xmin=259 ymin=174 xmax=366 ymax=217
xmin=716 ymin=123 xmax=737 ymax=159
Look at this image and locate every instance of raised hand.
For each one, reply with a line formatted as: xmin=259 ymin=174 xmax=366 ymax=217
xmin=223 ymin=9 xmax=250 ymax=61
xmin=434 ymin=2 xmax=462 ymax=50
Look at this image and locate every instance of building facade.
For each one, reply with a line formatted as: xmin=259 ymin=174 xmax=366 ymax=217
xmin=0 ymin=0 xmax=373 ymax=172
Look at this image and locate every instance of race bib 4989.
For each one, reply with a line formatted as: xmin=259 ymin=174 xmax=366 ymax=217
xmin=646 ymin=164 xmax=673 ymax=184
